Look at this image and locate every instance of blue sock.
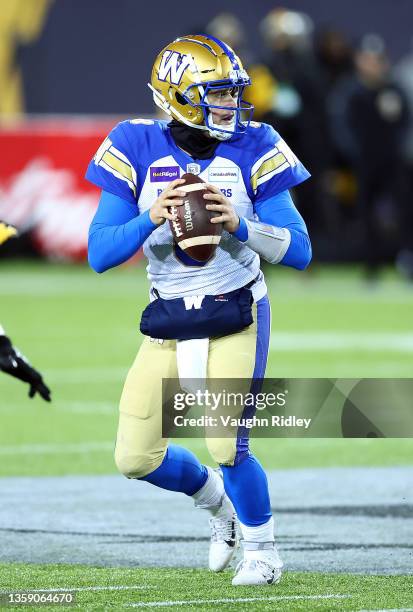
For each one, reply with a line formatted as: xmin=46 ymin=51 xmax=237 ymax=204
xmin=139 ymin=443 xmax=208 ymax=496
xmin=221 ymin=454 xmax=271 ymax=526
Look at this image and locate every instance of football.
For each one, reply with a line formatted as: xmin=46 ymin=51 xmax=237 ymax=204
xmin=169 ymin=173 xmax=223 ymax=262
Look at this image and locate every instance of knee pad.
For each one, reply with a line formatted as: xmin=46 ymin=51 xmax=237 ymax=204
xmin=114 ymin=447 xmax=165 ymax=479
xmin=205 ymin=437 xmax=237 ymax=467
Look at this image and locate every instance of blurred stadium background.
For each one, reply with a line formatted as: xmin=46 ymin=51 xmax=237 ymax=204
xmin=0 ymin=1 xmax=412 ymax=609
xmin=1 ymin=0 xmax=413 ymax=272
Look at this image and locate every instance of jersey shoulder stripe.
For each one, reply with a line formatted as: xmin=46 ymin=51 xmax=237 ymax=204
xmin=247 ymin=122 xmax=310 ymax=198
xmin=97 ymin=146 xmax=136 ymax=197
xmin=86 ymin=121 xmax=160 ymax=201
xmin=251 ymin=150 xmax=290 ymax=191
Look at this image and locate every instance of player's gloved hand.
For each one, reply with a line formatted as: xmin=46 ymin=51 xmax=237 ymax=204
xmin=149 ymin=178 xmax=185 ymax=225
xmin=204 ymin=184 xmax=240 ymax=233
xmin=0 ymin=335 xmax=51 ymax=402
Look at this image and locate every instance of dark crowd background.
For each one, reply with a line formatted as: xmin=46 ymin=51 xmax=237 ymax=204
xmin=1 ymin=0 xmax=413 ymax=278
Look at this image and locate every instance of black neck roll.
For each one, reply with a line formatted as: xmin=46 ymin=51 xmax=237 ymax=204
xmin=168 ymin=119 xmax=220 ymax=160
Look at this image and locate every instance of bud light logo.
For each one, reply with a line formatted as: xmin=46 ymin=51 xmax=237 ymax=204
xmin=150 ymin=166 xmax=180 ymax=182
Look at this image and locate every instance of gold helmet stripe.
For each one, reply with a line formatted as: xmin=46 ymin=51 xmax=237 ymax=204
xmin=175 ymin=37 xmax=218 ymax=56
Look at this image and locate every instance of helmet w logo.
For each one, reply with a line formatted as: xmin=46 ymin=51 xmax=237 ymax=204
xmin=158 ymin=50 xmax=192 ymax=85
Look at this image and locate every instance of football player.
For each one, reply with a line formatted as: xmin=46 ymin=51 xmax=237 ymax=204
xmin=86 ymin=35 xmax=311 ymax=586
xmin=0 ymin=221 xmax=51 ymax=402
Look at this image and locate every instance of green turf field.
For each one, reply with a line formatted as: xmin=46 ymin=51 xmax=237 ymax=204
xmin=1 ymin=261 xmax=412 ymax=611
xmin=0 ymin=261 xmax=412 ymax=476
xmin=1 ymin=565 xmax=413 ymax=611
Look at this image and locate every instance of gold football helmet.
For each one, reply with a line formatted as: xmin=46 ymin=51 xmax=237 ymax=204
xmin=148 ymin=34 xmax=253 ymax=140
xmin=0 ymin=221 xmax=18 ymax=246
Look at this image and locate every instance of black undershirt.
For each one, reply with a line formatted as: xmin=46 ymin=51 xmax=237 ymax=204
xmin=168 ymin=119 xmax=220 ymax=160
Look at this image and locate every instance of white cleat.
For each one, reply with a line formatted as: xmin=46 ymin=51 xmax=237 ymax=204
xmin=209 ymin=510 xmax=238 ymax=572
xmin=232 ymin=547 xmax=283 ymax=586
xmin=193 ymin=466 xmax=239 ymax=571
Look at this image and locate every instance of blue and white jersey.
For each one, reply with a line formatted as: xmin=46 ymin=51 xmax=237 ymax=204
xmin=86 ymin=119 xmax=310 ymax=300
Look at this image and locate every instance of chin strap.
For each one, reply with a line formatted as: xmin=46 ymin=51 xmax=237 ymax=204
xmin=206 ymin=115 xmax=236 ymax=141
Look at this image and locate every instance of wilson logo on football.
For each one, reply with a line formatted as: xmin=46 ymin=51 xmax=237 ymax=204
xmin=168 ymin=173 xmax=222 ymax=263
xmin=183 ymin=200 xmax=194 ymax=232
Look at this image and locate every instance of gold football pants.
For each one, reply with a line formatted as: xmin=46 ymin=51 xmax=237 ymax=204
xmin=114 ymin=300 xmax=269 ymax=478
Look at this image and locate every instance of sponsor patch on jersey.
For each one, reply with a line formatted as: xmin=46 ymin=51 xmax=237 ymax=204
xmin=150 ymin=166 xmax=180 ymax=182
xmin=186 ymin=163 xmax=201 ymax=175
xmin=208 ymin=167 xmax=239 ymax=183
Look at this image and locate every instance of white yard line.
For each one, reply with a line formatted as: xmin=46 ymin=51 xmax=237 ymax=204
xmin=0 ymin=586 xmax=151 ymax=594
xmin=355 ymin=609 xmax=413 ymax=612
xmin=127 ymin=593 xmax=352 ymax=608
xmin=0 ymin=441 xmax=113 ymax=455
xmin=270 ymin=332 xmax=413 ymax=352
